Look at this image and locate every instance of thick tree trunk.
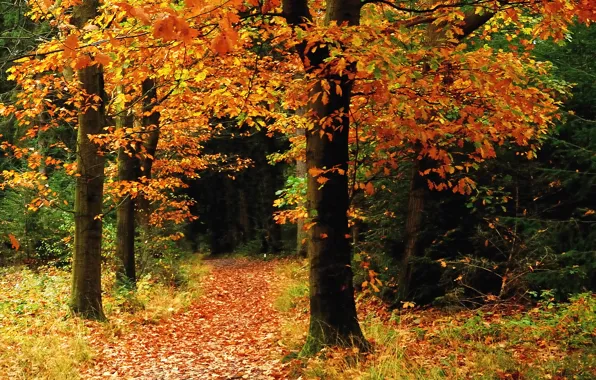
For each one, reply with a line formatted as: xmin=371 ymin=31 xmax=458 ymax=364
xmin=115 ymin=104 xmax=138 ymax=288
xmin=303 ymin=79 xmax=366 ymax=352
xmin=70 ymin=0 xmax=106 ymax=320
xmin=396 ymin=159 xmax=426 ymax=302
xmin=285 ymin=0 xmax=368 ymax=354
xmin=137 ymin=78 xmax=160 ymax=229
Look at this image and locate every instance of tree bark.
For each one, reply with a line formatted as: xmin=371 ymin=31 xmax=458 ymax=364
xmin=284 ymin=0 xmax=368 ymax=354
xmin=396 ymin=159 xmax=426 ymax=302
xmin=296 ymin=127 xmax=307 ymax=257
xmin=70 ymin=0 xmax=105 ymax=320
xmin=137 ymin=78 xmax=160 ymax=229
xmin=115 ymin=100 xmax=138 ymax=288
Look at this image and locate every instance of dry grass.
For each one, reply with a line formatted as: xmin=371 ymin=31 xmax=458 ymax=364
xmin=0 ymin=266 xmax=91 ymax=379
xmin=0 ymin=254 xmax=208 ymax=379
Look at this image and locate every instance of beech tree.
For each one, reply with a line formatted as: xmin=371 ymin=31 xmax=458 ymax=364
xmin=69 ymin=0 xmax=107 ymax=320
xmin=271 ymin=0 xmax=595 ymax=352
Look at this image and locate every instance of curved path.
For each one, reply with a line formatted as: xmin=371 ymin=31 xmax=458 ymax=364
xmin=82 ymin=258 xmax=290 ymax=379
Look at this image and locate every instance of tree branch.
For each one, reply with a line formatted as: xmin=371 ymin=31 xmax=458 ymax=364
xmin=361 ymin=0 xmax=489 ymax=14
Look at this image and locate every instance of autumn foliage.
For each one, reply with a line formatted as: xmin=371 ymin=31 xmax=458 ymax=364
xmin=0 ymin=0 xmax=595 ymax=375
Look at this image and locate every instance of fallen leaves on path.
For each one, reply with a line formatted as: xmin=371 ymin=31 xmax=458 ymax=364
xmin=81 ymin=258 xmax=290 ymax=379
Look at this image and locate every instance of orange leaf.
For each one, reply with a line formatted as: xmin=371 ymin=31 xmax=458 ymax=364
xmin=211 ymin=34 xmax=231 ymax=55
xmin=95 ymin=53 xmax=111 ymax=66
xmin=308 ymin=167 xmax=324 ymax=177
xmin=262 ymin=0 xmax=281 ymax=13
xmin=64 ymin=34 xmax=79 ymax=59
xmin=131 ymin=7 xmax=151 ymax=25
xmin=8 ymin=234 xmax=20 ymax=250
xmin=365 ymin=182 xmax=375 ymax=195
xmin=73 ymin=55 xmax=92 ymax=70
xmin=316 ymin=176 xmax=328 ymax=185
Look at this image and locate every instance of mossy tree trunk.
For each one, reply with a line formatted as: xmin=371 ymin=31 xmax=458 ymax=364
xmin=70 ymin=0 xmax=106 ymax=320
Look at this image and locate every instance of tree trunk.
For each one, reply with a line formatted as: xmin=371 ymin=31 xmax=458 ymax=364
xmin=70 ymin=0 xmax=106 ymax=320
xmin=303 ymin=83 xmax=367 ymax=352
xmin=284 ymin=0 xmax=368 ymax=354
xmin=137 ymin=78 xmax=160 ymax=229
xmin=392 ymin=9 xmax=494 ymax=302
xmin=396 ymin=159 xmax=426 ymax=302
xmin=115 ymin=102 xmax=138 ymax=288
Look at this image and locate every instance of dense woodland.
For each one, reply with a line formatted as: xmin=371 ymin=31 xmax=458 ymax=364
xmin=0 ymin=0 xmax=595 ymax=378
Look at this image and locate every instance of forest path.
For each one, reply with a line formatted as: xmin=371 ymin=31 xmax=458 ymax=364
xmin=82 ymin=258 xmax=290 ymax=379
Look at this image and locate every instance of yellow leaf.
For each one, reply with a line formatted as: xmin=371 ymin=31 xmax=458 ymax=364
xmin=196 ymin=71 xmax=207 ymax=81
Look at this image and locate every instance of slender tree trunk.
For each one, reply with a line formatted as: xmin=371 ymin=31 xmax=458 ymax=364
xmin=396 ymin=159 xmax=426 ymax=302
xmin=137 ymin=78 xmax=160 ymax=229
xmin=284 ymin=0 xmax=368 ymax=354
xmin=238 ymin=189 xmax=250 ymax=243
xmin=70 ymin=0 xmax=106 ymax=320
xmin=115 ymin=100 xmax=138 ymax=288
xmin=296 ymin=127 xmax=308 ymax=257
xmin=261 ymin=137 xmax=284 ymax=253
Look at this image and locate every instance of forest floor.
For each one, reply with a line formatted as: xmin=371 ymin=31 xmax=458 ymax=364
xmin=81 ymin=257 xmax=290 ymax=379
xmin=1 ymin=256 xmax=595 ymax=379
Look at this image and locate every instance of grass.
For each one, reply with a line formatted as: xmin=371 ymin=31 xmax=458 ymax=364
xmin=272 ymin=259 xmax=596 ymax=379
xmin=0 ymin=254 xmax=208 ymax=379
xmin=104 ymin=254 xmax=209 ymax=323
xmin=0 ymin=266 xmax=91 ymax=379
xmin=272 ymin=259 xmax=310 ymax=358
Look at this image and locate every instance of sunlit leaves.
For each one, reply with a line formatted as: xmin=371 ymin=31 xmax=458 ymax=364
xmin=63 ymin=34 xmax=79 ymax=60
xmin=2 ymin=0 xmax=595 ymax=225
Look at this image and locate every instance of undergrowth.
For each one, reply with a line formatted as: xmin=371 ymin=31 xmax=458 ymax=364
xmin=273 ymin=260 xmax=596 ymax=379
xmin=0 ymin=254 xmax=208 ymax=379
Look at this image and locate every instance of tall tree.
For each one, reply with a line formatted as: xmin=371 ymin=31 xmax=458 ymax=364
xmin=115 ymin=93 xmax=138 ymax=288
xmin=277 ymin=0 xmax=594 ymax=352
xmin=70 ymin=0 xmax=107 ymax=319
xmin=395 ymin=8 xmax=497 ymax=301
xmin=283 ymin=0 xmax=368 ymax=353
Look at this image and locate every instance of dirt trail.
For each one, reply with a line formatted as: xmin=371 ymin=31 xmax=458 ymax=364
xmin=82 ymin=258 xmax=290 ymax=379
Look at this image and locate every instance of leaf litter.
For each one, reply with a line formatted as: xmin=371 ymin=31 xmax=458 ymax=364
xmin=81 ymin=258 xmax=290 ymax=379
